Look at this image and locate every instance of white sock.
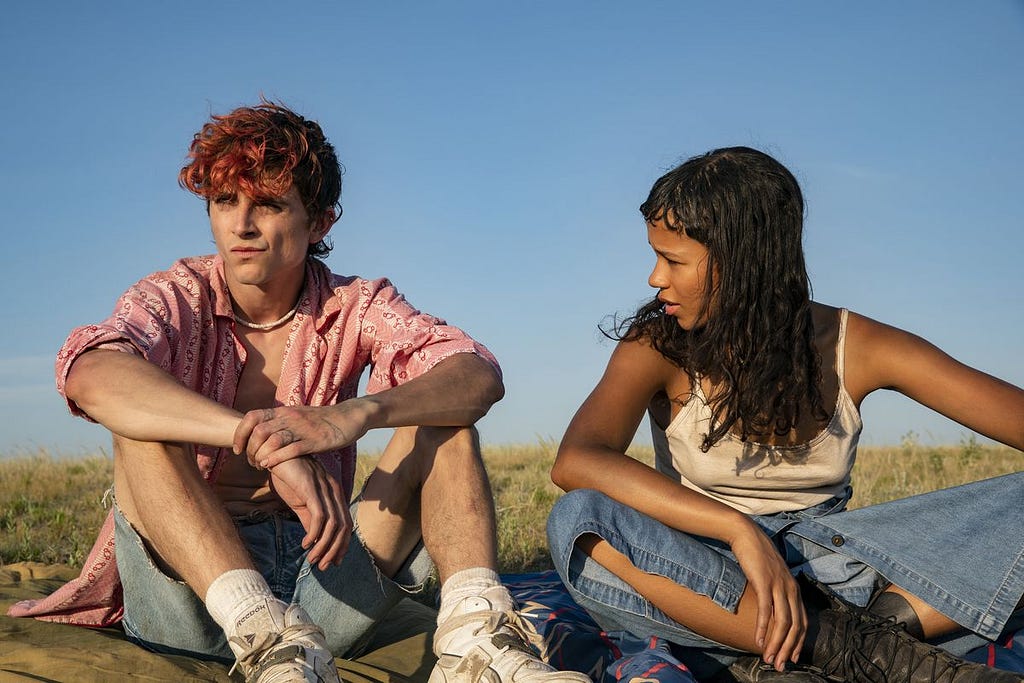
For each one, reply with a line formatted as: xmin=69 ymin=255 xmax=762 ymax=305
xmin=437 ymin=567 xmax=513 ymax=623
xmin=205 ymin=568 xmax=286 ymax=639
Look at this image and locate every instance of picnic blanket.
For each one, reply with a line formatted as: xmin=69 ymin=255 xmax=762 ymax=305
xmin=3 ymin=564 xmax=1020 ymax=682
xmin=0 ymin=563 xmax=696 ymax=683
xmin=0 ymin=562 xmax=437 ymax=682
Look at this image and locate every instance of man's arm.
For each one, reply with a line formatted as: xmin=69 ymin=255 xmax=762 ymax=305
xmin=68 ymin=347 xmax=353 ymax=568
xmin=66 ymin=349 xmax=242 ymax=446
xmin=235 ymin=352 xmax=504 ymax=468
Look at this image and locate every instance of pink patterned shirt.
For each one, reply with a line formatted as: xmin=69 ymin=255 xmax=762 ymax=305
xmin=7 ymin=254 xmax=499 ymax=626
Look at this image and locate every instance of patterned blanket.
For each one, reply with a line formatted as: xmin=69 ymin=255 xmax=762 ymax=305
xmin=505 ymin=571 xmax=1024 ymax=681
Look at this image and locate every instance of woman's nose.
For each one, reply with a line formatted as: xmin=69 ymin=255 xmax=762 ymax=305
xmin=648 ymin=260 xmax=667 ymax=289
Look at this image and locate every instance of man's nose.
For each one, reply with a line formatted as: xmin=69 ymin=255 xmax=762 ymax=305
xmin=231 ymin=204 xmax=258 ymax=237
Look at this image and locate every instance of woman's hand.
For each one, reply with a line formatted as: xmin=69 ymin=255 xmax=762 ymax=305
xmin=730 ymin=525 xmax=806 ymax=671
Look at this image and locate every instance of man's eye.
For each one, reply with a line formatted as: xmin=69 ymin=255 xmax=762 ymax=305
xmin=213 ymin=195 xmax=236 ymax=205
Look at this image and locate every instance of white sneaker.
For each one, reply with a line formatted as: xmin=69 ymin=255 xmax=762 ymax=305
xmin=228 ymin=603 xmax=340 ymax=683
xmin=431 ymin=600 xmax=592 ymax=683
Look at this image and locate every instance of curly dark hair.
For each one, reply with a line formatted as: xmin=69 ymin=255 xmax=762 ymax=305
xmin=611 ymin=146 xmax=828 ymax=451
xmin=178 ymin=98 xmax=343 ymax=260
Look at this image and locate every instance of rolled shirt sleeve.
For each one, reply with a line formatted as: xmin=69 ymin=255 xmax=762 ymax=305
xmin=357 ymin=278 xmax=500 ymax=395
xmin=55 ymin=280 xmax=188 ymax=420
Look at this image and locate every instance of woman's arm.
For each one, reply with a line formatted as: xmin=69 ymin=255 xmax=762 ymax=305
xmin=552 ymin=339 xmax=806 ymax=664
xmin=844 ymin=312 xmax=1024 ymax=450
xmin=553 ymin=340 xmax=756 ymax=539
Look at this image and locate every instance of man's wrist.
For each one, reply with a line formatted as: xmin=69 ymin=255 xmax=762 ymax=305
xmin=332 ymin=396 xmax=385 ymax=436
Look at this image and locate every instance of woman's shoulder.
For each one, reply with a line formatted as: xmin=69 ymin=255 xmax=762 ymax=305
xmin=810 ymin=302 xmax=891 ymax=345
xmin=608 ymin=336 xmax=685 ymax=382
xmin=821 ymin=304 xmax=930 ymax=403
xmin=604 ymin=337 xmax=695 ymax=424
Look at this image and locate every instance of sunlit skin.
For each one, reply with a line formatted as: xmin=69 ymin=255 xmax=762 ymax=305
xmin=646 ymin=218 xmax=717 ymax=330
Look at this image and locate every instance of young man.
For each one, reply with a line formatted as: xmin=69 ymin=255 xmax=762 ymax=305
xmin=9 ymin=101 xmax=589 ymax=683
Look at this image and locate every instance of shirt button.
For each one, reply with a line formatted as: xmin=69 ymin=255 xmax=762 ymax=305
xmin=831 ymin=534 xmax=845 ymax=547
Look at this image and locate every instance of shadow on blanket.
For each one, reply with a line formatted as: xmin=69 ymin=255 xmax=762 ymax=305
xmin=0 ymin=562 xmax=438 ymax=683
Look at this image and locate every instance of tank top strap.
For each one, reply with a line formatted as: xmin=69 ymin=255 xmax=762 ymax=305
xmin=836 ymin=308 xmax=849 ymax=390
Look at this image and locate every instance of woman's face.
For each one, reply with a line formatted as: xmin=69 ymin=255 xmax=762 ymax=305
xmin=646 ymin=218 xmax=717 ymax=330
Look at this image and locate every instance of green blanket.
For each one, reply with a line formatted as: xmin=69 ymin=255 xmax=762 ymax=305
xmin=0 ymin=562 xmax=438 ymax=682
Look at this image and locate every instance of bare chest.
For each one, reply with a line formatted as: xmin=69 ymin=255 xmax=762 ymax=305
xmin=233 ymin=326 xmax=290 ymax=413
xmin=213 ymin=326 xmax=291 ymax=512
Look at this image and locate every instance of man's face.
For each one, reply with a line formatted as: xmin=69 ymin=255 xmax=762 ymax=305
xmin=209 ymin=186 xmax=325 ymax=293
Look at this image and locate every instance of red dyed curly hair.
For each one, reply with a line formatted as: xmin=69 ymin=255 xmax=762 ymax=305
xmin=178 ymin=99 xmax=343 ymax=259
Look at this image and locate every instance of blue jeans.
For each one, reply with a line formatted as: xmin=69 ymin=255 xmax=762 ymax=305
xmin=114 ymin=499 xmax=433 ymax=662
xmin=546 ymin=472 xmax=1024 ymax=678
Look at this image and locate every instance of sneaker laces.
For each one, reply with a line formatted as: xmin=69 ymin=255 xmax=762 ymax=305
xmin=439 ymin=609 xmax=552 ymax=674
xmin=229 ymin=621 xmax=330 ymax=681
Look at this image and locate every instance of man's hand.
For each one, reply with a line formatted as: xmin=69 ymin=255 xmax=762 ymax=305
xmin=268 ymin=456 xmax=352 ymax=570
xmin=234 ymin=401 xmax=376 ymax=469
xmin=730 ymin=525 xmax=807 ymax=672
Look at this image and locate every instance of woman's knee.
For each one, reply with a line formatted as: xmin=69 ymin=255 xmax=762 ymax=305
xmin=547 ymin=489 xmax=617 ymax=566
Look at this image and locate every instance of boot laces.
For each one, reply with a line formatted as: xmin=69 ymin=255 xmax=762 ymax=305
xmin=823 ymin=612 xmax=970 ymax=683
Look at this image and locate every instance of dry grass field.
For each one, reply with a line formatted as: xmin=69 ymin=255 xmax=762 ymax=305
xmin=1 ymin=435 xmax=1020 ymax=573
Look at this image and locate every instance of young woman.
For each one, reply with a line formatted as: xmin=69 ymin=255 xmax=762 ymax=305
xmin=547 ymin=147 xmax=1024 ymax=683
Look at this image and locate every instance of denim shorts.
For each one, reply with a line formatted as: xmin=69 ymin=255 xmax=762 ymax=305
xmin=547 ymin=472 xmax=1024 ymax=678
xmin=114 ymin=498 xmax=433 ymax=662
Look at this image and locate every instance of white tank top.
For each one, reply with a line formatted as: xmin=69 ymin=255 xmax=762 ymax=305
xmin=650 ymin=308 xmax=862 ymax=515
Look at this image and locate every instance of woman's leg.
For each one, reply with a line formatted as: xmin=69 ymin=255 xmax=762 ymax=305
xmin=577 ymin=533 xmax=776 ymax=655
xmin=547 ymin=489 xmax=752 ymax=679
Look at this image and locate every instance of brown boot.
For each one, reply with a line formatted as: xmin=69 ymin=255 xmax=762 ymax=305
xmin=799 ymin=575 xmax=1023 ymax=683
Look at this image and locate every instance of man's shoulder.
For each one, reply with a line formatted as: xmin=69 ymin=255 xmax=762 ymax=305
xmin=317 ymin=263 xmax=396 ymax=300
xmin=134 ymin=255 xmax=218 ymax=289
xmin=165 ymin=254 xmax=218 ymax=279
xmin=120 ymin=255 xmax=222 ymax=311
xmin=310 ymin=266 xmax=412 ymax=331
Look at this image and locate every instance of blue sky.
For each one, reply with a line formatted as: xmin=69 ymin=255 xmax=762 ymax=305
xmin=1 ymin=2 xmax=1022 ymax=455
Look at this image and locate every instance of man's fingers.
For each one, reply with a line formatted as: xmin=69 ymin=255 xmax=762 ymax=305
xmin=233 ymin=412 xmax=260 ymax=455
xmin=326 ymin=480 xmax=351 ymax=567
xmin=236 ymin=408 xmax=281 ymax=459
xmin=255 ymin=434 xmax=305 ymax=469
xmin=301 ymin=495 xmax=325 ymax=552
xmin=311 ymin=509 xmax=340 ymax=569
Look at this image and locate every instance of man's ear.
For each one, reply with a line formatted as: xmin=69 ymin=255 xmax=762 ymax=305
xmin=310 ymin=211 xmax=334 ymax=242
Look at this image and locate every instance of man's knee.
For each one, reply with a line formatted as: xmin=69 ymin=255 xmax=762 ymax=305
xmin=386 ymin=425 xmax=481 ymax=472
xmin=412 ymin=425 xmax=480 ymax=457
